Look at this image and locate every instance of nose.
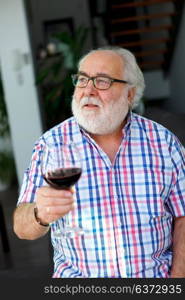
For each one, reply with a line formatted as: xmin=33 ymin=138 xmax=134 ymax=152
xmin=83 ymin=78 xmax=98 ymax=97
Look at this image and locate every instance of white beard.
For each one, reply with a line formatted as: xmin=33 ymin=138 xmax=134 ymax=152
xmin=71 ymin=94 xmax=129 ymax=135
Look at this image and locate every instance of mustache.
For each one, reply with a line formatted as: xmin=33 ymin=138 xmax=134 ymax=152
xmin=78 ymin=97 xmax=103 ymax=108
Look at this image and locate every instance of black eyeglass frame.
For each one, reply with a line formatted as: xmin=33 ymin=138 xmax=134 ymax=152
xmin=71 ymin=74 xmax=130 ymax=90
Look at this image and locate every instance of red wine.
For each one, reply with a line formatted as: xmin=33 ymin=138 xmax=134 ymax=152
xmin=44 ymin=167 xmax=82 ymax=189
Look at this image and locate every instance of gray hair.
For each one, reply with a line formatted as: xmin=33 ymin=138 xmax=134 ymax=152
xmin=78 ymin=46 xmax=145 ymax=108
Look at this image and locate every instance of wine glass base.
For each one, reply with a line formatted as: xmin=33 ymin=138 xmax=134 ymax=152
xmin=53 ymin=226 xmax=85 ymax=239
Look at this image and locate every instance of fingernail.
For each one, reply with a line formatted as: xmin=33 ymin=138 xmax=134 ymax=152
xmin=70 ymin=187 xmax=75 ymax=193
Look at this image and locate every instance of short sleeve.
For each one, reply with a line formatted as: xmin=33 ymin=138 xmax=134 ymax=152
xmin=167 ymin=136 xmax=185 ymax=217
xmin=17 ymin=139 xmax=45 ymax=205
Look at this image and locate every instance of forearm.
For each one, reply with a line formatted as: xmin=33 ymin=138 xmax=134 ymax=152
xmin=13 ymin=203 xmax=50 ymax=240
xmin=171 ymin=216 xmax=185 ymax=278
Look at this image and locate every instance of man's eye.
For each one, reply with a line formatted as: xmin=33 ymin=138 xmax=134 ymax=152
xmin=96 ymin=78 xmax=109 ymax=85
xmin=78 ymin=76 xmax=87 ymax=83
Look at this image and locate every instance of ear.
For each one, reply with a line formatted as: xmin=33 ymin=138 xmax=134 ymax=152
xmin=128 ymin=87 xmax=136 ymax=106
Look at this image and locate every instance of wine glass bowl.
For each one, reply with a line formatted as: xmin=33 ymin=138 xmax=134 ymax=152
xmin=40 ymin=141 xmax=84 ymax=238
xmin=43 ymin=167 xmax=82 ymax=190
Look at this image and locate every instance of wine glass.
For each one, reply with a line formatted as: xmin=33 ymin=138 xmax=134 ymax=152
xmin=41 ymin=141 xmax=84 ymax=238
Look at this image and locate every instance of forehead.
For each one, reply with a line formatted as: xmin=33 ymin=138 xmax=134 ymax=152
xmin=79 ymin=50 xmax=124 ymax=77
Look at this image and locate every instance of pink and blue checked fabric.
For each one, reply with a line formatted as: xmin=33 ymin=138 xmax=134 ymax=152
xmin=18 ymin=113 xmax=185 ymax=278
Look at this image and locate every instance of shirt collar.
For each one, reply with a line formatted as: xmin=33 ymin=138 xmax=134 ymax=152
xmin=122 ymin=109 xmax=132 ymax=137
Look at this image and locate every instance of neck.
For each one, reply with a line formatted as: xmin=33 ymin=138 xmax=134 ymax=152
xmin=90 ymin=127 xmax=122 ymax=144
xmin=89 ymin=122 xmax=125 ymax=163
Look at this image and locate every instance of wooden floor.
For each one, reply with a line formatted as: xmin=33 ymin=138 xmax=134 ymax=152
xmin=0 ymin=102 xmax=185 ymax=279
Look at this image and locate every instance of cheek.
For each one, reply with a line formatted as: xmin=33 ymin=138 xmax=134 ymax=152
xmin=106 ymin=89 xmax=125 ymax=103
xmin=73 ymin=88 xmax=80 ymax=98
xmin=73 ymin=89 xmax=85 ymax=104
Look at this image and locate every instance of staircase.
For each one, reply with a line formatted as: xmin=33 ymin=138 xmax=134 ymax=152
xmin=89 ymin=0 xmax=185 ymax=73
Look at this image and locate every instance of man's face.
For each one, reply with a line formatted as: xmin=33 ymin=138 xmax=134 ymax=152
xmin=72 ymin=50 xmax=133 ymax=135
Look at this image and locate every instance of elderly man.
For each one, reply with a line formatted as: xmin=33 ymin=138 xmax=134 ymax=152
xmin=13 ymin=46 xmax=185 ymax=278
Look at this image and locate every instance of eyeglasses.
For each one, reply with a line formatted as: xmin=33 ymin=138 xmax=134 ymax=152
xmin=71 ymin=74 xmax=130 ymax=90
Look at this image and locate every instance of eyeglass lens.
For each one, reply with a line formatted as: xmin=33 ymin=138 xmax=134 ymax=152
xmin=73 ymin=75 xmax=112 ymax=90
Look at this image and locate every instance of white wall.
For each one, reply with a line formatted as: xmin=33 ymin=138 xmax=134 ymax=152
xmin=169 ymin=4 xmax=185 ymax=113
xmin=0 ymin=0 xmax=43 ymax=187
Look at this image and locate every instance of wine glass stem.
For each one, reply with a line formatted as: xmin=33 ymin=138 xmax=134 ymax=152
xmin=65 ymin=213 xmax=71 ymax=228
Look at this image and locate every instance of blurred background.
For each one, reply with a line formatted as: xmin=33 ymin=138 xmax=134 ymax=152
xmin=0 ymin=0 xmax=185 ymax=278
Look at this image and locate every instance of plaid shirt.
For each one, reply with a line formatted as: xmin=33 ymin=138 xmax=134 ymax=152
xmin=18 ymin=112 xmax=185 ymax=278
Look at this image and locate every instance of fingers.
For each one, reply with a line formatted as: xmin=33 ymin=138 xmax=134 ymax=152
xmin=38 ymin=186 xmax=73 ymax=199
xmin=35 ymin=186 xmax=74 ymax=224
xmin=46 ymin=203 xmax=74 ymax=216
xmin=38 ymin=186 xmax=73 ymax=204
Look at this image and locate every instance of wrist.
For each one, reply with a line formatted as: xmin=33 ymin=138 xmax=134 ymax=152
xmin=34 ymin=206 xmax=50 ymax=227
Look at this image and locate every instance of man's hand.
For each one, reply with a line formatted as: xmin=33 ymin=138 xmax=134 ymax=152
xmin=13 ymin=186 xmax=74 ymax=240
xmin=35 ymin=186 xmax=74 ymax=225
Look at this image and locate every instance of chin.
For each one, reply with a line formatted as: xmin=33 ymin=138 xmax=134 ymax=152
xmin=78 ymin=118 xmax=119 ymax=135
xmin=72 ymin=97 xmax=127 ymax=135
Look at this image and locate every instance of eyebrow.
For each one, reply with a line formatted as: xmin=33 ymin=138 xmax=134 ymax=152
xmin=78 ymin=71 xmax=112 ymax=78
